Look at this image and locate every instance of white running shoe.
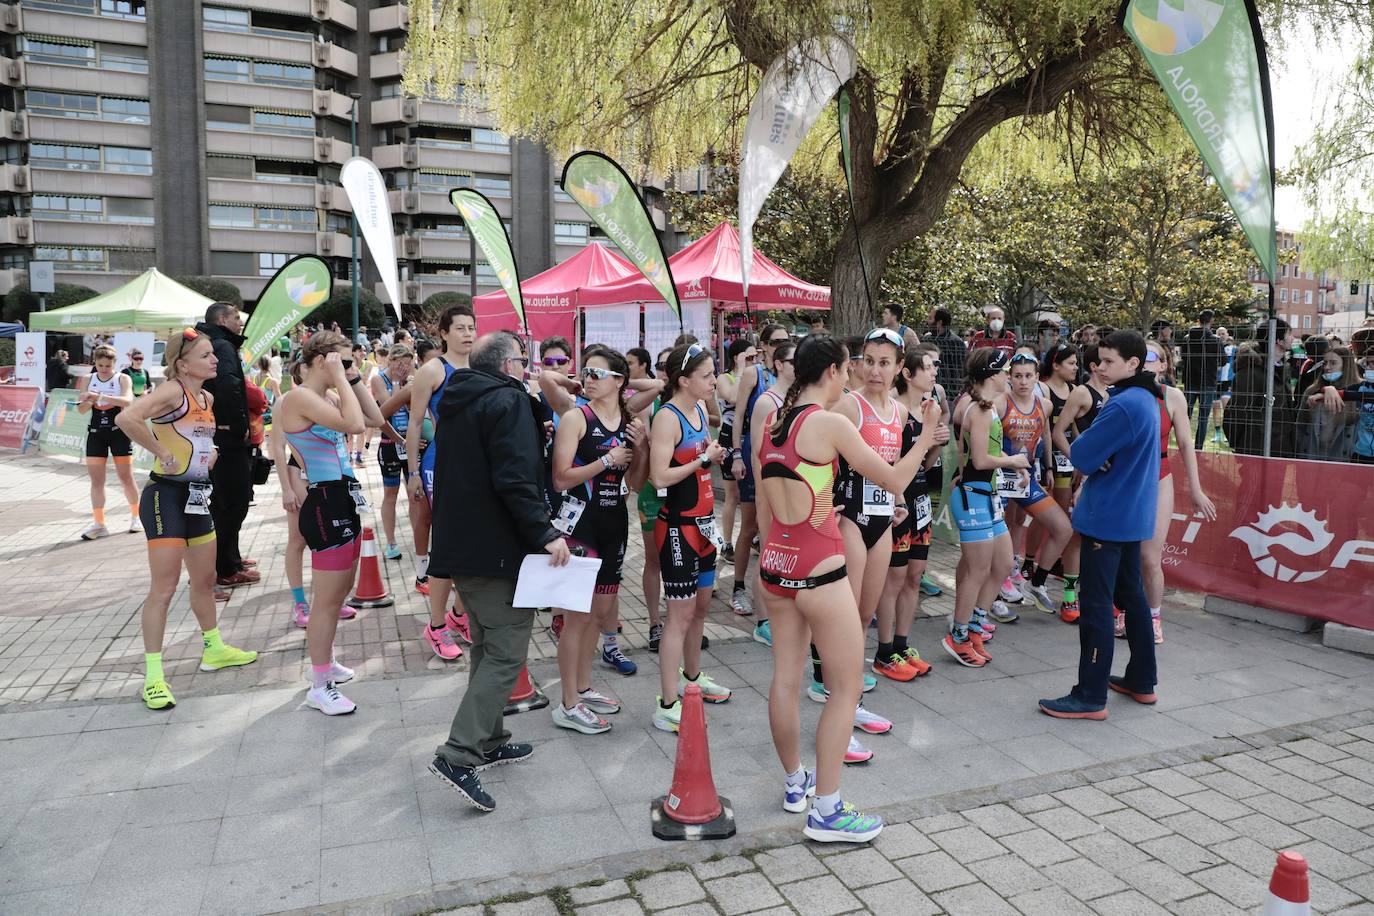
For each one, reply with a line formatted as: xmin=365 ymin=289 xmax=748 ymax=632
xmin=302 ymin=660 xmax=355 ymax=686
xmin=989 ymin=600 xmax=1020 ymax=623
xmin=80 ymin=522 xmax=110 ymax=541
xmin=128 ymin=516 xmax=142 ymax=534
xmin=577 ymin=688 xmax=621 ymax=715
xmin=552 ymin=702 xmax=611 ymax=734
xmin=844 ymin=735 xmax=874 ymax=764
xmin=305 ymin=683 xmax=357 ymax=715
xmin=999 ymin=577 xmax=1023 ymax=603
xmin=730 ymin=589 xmax=754 ymax=616
xmin=1023 ymin=583 xmax=1055 ymax=613
xmin=853 ymin=705 xmax=892 ymax=735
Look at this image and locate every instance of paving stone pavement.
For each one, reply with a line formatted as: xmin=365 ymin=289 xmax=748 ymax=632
xmin=6 ymin=452 xmax=1374 ymax=914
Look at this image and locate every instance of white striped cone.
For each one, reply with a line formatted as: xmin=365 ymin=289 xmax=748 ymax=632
xmin=349 ymin=526 xmax=393 ymax=608
xmin=1262 ymin=851 xmax=1310 ymax=916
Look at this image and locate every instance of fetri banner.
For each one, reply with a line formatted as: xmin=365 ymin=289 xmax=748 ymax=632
xmin=1164 ymin=453 xmax=1373 ymax=627
xmin=0 ymin=386 xmax=40 ymax=449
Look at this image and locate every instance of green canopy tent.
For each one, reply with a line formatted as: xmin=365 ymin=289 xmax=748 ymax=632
xmin=28 ymin=268 xmax=214 ymax=332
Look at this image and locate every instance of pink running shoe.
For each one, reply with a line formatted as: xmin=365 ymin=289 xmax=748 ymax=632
xmin=292 ymin=601 xmax=310 ymax=629
xmin=424 ymin=623 xmax=463 ymax=660
xmin=445 ymin=608 xmax=472 ymax=644
xmin=844 ymin=735 xmax=874 ymax=764
xmin=338 ymin=604 xmax=359 ymax=620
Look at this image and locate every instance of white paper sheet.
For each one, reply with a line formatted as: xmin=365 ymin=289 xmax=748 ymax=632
xmin=513 ymin=554 xmax=602 ymax=613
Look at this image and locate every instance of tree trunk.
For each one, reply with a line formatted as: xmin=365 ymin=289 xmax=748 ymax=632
xmin=829 ymin=221 xmax=887 ymax=335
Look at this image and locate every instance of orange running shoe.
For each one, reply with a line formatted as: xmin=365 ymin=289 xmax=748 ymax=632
xmin=899 ymin=648 xmax=932 ymax=677
xmin=941 ymin=634 xmax=987 ymax=668
xmin=968 ymin=630 xmax=992 ymax=661
xmin=1059 ymin=599 xmax=1080 ymax=624
xmin=873 ymin=653 xmax=917 ymax=682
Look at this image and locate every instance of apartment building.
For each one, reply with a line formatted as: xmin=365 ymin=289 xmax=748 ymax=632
xmin=0 ymin=0 xmax=664 ymax=307
xmin=1246 ymin=230 xmax=1336 ymax=334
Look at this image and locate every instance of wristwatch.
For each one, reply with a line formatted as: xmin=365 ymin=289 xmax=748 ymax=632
xmin=700 ymin=453 xmax=712 ymax=468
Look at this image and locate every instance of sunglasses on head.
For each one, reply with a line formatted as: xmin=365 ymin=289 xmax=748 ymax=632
xmin=582 ymin=366 xmax=623 ymax=381
xmin=1145 ymin=351 xmax=1163 ymax=363
xmin=680 ymin=343 xmax=704 ymax=372
xmin=542 ymin=355 xmax=571 ymax=367
xmin=181 ymin=327 xmax=199 ymax=341
xmin=865 ymin=328 xmax=904 ymax=349
xmin=1010 ymin=353 xmax=1038 ymax=365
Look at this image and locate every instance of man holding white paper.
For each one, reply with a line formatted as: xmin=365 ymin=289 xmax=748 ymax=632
xmin=427 ymin=331 xmax=570 ymax=813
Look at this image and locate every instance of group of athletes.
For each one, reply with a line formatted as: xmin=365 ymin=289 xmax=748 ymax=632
xmin=80 ymin=302 xmax=1217 ymax=845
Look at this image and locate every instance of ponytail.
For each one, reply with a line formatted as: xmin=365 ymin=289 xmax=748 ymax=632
xmin=767 ymin=334 xmax=846 ymax=440
xmin=768 ymin=377 xmax=805 ymax=441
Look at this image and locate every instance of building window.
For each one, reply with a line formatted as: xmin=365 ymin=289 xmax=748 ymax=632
xmin=106 ymin=197 xmax=153 ymax=224
xmin=100 ymin=97 xmax=150 ymax=124
xmin=20 ymin=37 xmax=95 ymax=67
xmin=100 ymin=0 xmax=146 ymax=18
xmin=1305 ymin=289 xmax=1313 ymax=305
xmin=103 ymin=146 xmax=153 ymax=174
xmin=1303 ymin=315 xmax=1312 ymax=329
xmin=253 ymin=110 xmax=315 ymax=136
xmin=206 ymin=104 xmax=252 ymax=132
xmin=1281 ymin=264 xmax=1288 ymax=277
xmin=32 ymin=195 xmax=102 ymax=220
xmin=99 ymin=43 xmax=148 ymax=73
xmin=1279 ymin=288 xmax=1288 ymax=303
xmin=209 ymin=204 xmax=254 ymax=228
xmin=26 ymin=90 xmax=99 ymax=119
xmin=35 ymin=246 xmax=105 ymax=270
xmin=203 ymin=6 xmax=250 ymax=31
xmin=555 ymin=222 xmax=589 ymax=244
xmin=254 ymin=207 xmax=315 ymax=230
xmin=255 ymin=159 xmax=318 ymax=183
xmin=204 ymin=57 xmax=251 ymax=82
xmin=376 ymin=81 xmax=404 ymax=99
xmin=416 ymin=171 xmax=472 ymax=191
xmin=30 ymin=143 xmax=101 ymax=170
xmin=252 ymin=60 xmax=313 ymax=86
xmin=258 ymin=252 xmax=289 ymax=276
xmin=471 ymin=128 xmax=508 ymax=151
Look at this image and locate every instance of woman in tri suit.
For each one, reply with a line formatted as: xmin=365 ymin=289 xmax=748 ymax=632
xmin=78 ymin=344 xmax=141 ymax=539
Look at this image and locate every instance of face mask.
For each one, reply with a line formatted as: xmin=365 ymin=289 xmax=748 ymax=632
xmin=1365 ymin=370 xmax=1374 ymax=383
xmin=1324 ymin=370 xmax=1343 ymax=382
xmin=988 ymin=319 xmax=1004 ymax=333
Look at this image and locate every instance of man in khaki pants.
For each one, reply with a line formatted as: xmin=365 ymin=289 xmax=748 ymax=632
xmin=425 ymin=331 xmax=570 ymax=812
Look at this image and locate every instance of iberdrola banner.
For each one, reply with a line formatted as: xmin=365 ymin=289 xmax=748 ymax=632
xmin=340 ymin=156 xmax=403 ymax=321
xmin=1121 ymin=0 xmax=1277 ymax=278
xmin=450 ymin=188 xmax=524 ymax=331
xmin=241 ymin=255 xmax=332 ymax=367
xmin=739 ymin=36 xmax=855 ymax=297
xmin=561 ymin=151 xmax=681 ymax=326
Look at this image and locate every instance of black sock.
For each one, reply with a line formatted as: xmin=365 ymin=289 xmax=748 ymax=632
xmin=877 ymin=640 xmax=894 ymax=662
xmin=893 ymin=634 xmax=909 ymax=655
xmin=733 ymin=583 xmax=744 ymax=594
xmin=660 ymin=698 xmax=676 ymax=710
xmin=810 ymin=644 xmax=823 ymax=684
xmin=1031 ymin=565 xmax=1051 ymax=587
xmin=1050 ymin=558 xmax=1064 ymax=578
xmin=1021 ymin=555 xmax=1035 ymax=578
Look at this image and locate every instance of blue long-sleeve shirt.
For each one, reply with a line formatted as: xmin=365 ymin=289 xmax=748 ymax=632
xmin=1070 ymin=375 xmax=1162 ymax=542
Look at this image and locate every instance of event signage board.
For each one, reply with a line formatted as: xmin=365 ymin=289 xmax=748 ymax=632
xmin=39 ymin=387 xmax=154 ymax=469
xmin=340 ymin=157 xmax=403 ymax=320
xmin=0 ymin=386 xmax=39 ymax=449
xmin=450 ymin=189 xmax=525 ymax=330
xmin=15 ymin=332 xmax=44 ymax=389
xmin=241 ymin=256 xmax=332 ymax=368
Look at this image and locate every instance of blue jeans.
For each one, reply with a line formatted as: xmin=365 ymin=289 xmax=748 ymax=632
xmin=1071 ymin=536 xmax=1155 ymax=707
xmin=1185 ymin=386 xmax=1216 ymax=450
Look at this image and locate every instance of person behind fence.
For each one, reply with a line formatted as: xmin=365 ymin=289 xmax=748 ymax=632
xmin=426 ymin=331 xmax=570 ymax=813
xmin=1301 ymin=346 xmax=1360 ymax=462
xmin=1315 ymin=348 xmax=1374 ymax=465
xmin=1180 ymin=309 xmax=1222 ymax=450
xmin=1039 ymin=330 xmax=1160 ymax=720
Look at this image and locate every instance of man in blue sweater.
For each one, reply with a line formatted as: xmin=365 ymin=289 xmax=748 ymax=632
xmin=1040 ymin=330 xmax=1161 ymax=719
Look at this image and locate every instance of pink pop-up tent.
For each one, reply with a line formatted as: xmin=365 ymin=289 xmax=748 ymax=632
xmin=473 ymin=242 xmax=637 ymax=340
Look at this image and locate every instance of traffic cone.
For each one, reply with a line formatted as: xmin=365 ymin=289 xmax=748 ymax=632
xmin=1262 ymin=851 xmax=1310 ymax=916
xmin=651 ymin=683 xmax=736 ymax=840
xmin=503 ymin=665 xmax=549 ymax=715
xmin=348 ymin=527 xmax=393 ymax=608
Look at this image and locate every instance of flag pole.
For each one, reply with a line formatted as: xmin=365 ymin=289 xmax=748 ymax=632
xmin=837 ymin=85 xmax=875 ymax=319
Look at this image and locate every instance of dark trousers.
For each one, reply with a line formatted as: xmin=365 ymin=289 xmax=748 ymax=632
xmin=1072 ymin=537 xmax=1155 ymax=707
xmin=209 ymin=446 xmax=253 ymax=578
xmin=1185 ymin=386 xmax=1217 ymax=450
xmin=437 ymin=576 xmax=534 ymax=769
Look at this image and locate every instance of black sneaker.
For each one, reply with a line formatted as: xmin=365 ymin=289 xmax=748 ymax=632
xmin=702 ymin=635 xmax=710 ymax=650
xmin=428 ymin=757 xmax=495 ymax=811
xmin=649 ymin=623 xmax=662 ymax=653
xmin=477 ymin=741 xmax=533 ymax=771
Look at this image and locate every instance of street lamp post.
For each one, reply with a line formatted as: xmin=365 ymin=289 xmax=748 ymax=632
xmin=349 ymin=91 xmax=362 ymax=346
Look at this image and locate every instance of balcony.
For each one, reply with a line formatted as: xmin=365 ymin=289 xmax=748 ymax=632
xmin=315 ymin=230 xmax=351 ymax=257
xmin=0 ymin=163 xmax=30 ymax=193
xmin=31 ymin=169 xmax=152 ymax=198
xmin=208 ymin=178 xmax=316 ymax=208
xmin=23 ymin=62 xmax=147 ymax=97
xmin=209 ymin=226 xmax=316 ymax=254
xmin=204 ymin=29 xmax=312 ymax=64
xmin=316 ymin=183 xmax=349 ymax=212
xmin=31 ymin=219 xmax=154 ymax=249
xmin=29 ymin=114 xmax=150 ymax=148
xmin=371 ymin=50 xmax=403 ymax=80
xmin=0 ymin=56 xmax=23 ymax=88
xmin=369 ymin=3 xmax=408 ymax=33
xmin=384 ymin=186 xmax=511 ymax=218
xmin=206 ymin=128 xmax=315 ymax=160
xmin=21 ymin=9 xmax=145 ymax=45
xmin=313 ymin=41 xmax=357 ymax=78
xmin=310 ymin=0 xmax=357 ymax=31
xmin=313 ymin=88 xmax=355 ymax=120
xmin=0 ymin=216 xmax=34 ymax=245
xmin=204 ymin=80 xmax=313 ymax=112
xmin=371 ymin=97 xmax=418 ymax=126
xmin=417 ymin=98 xmax=494 ymax=129
xmin=313 ymin=136 xmax=349 ymax=165
xmin=0 ymin=109 xmax=25 ymax=141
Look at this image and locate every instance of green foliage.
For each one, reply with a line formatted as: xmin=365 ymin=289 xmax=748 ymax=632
xmin=2 ymin=282 xmax=99 ymax=325
xmin=421 ymin=291 xmax=472 ymax=310
xmin=0 ymin=338 xmax=13 ymax=367
xmin=173 ymin=275 xmax=243 ymax=308
xmin=313 ymin=285 xmax=386 ymax=332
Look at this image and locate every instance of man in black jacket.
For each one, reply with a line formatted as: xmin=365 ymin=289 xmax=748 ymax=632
xmin=195 ymin=303 xmax=259 ymax=589
xmin=1179 ymin=309 xmax=1223 ymax=450
xmin=428 ymin=330 xmax=570 ymax=812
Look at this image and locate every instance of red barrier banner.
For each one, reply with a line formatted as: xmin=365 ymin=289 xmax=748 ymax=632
xmin=0 ymin=386 xmax=39 ymax=449
xmin=1164 ymin=452 xmax=1374 ymax=628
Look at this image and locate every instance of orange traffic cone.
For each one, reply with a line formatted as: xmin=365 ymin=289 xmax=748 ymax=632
xmin=348 ymin=527 xmax=393 ymax=608
xmin=503 ymin=665 xmax=549 ymax=715
xmin=651 ymin=683 xmax=736 ymax=840
xmin=1262 ymin=851 xmax=1310 ymax=916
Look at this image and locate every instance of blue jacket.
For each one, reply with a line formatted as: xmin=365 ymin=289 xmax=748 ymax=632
xmin=1069 ymin=373 xmax=1162 ymax=542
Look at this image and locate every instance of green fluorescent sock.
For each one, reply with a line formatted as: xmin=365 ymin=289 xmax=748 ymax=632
xmin=145 ymin=652 xmax=163 ymax=685
xmin=1063 ymin=574 xmax=1079 ymax=602
xmin=202 ymin=628 xmax=224 ymax=651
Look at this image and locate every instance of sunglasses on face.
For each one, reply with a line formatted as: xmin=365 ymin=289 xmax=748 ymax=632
xmin=583 ymin=366 xmax=624 ymax=381
xmin=743 ymin=354 xmax=758 ymax=364
xmin=131 ymin=356 xmax=143 ymax=361
xmin=1145 ymin=351 xmax=1163 ymax=363
xmin=543 ymin=355 xmax=571 ymax=367
xmin=767 ymin=336 xmax=790 ymax=346
xmin=774 ymin=356 xmax=793 ymax=365
xmin=655 ymin=362 xmax=667 ymax=372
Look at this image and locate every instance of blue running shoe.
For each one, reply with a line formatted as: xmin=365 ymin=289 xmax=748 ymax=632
xmin=753 ymin=620 xmax=772 ymax=647
xmin=384 ymin=543 xmax=402 ymax=561
xmin=919 ymin=575 xmax=942 ymax=597
xmin=862 ymin=673 xmax=876 ymax=693
xmin=783 ymin=769 xmax=816 ymax=813
xmin=601 ymin=644 xmax=637 ymax=676
xmin=803 ymin=802 xmax=884 ymax=843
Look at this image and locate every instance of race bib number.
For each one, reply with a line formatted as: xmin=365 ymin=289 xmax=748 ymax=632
xmin=996 ymin=469 xmax=1029 ymax=499
xmin=1054 ymin=451 xmax=1073 ymax=474
xmin=394 ymin=438 xmax=408 ymax=462
xmin=991 ymin=491 xmax=1005 ymax=522
xmin=862 ymin=479 xmax=895 ymax=517
xmin=913 ymin=494 xmax=932 ymax=530
xmin=552 ymin=495 xmax=586 ymax=536
xmin=186 ymin=481 xmax=212 ymax=516
xmin=696 ymin=516 xmax=725 ymax=552
xmin=347 ymin=479 xmax=371 ymax=514
xmin=620 ymin=480 xmax=629 ymax=497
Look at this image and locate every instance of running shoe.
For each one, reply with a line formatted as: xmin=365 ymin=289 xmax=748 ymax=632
xmin=445 ymin=609 xmax=472 ymax=644
xmin=601 ymin=644 xmax=637 ymax=675
xmin=476 ymin=741 xmax=534 ymax=771
xmin=142 ymin=679 xmax=175 ymax=710
xmin=844 ymin=735 xmax=874 ymax=764
xmin=551 ymin=703 xmax=611 ymax=735
xmin=199 ymin=644 xmax=258 ymax=671
xmin=1059 ymin=599 xmax=1080 ymax=624
xmin=899 ymin=647 xmax=932 ymax=677
xmin=753 ymin=620 xmax=772 ymax=647
xmin=216 ymin=569 xmax=260 ymax=587
xmin=988 ymin=600 xmax=1020 ymax=624
xmin=783 ymin=769 xmax=816 ymax=813
xmin=853 ymin=704 xmax=892 ymax=735
xmin=384 ymin=543 xmax=402 ymax=560
xmin=213 ymin=588 xmax=231 ymax=602
xmin=429 ymin=757 xmax=494 ymax=811
xmin=999 ymin=577 xmax=1023 ymax=603
xmin=1153 ymin=617 xmax=1164 ymax=645
xmin=972 ymin=614 xmax=997 ymax=637
xmin=804 ymin=802 xmax=883 ymax=843
xmin=551 ymin=614 xmax=564 ymax=643
xmin=1108 ymin=676 xmax=1158 ymax=705
xmin=1023 ymin=583 xmax=1055 ymax=614
xmin=338 ymin=603 xmax=358 ymax=621
xmin=302 ymin=659 xmax=355 ymax=685
xmin=1037 ymin=694 xmax=1107 ymax=720
xmin=128 ymin=516 xmax=142 ymax=534
xmin=80 ymin=522 xmax=109 ymax=541
xmin=968 ymin=630 xmax=992 ymax=661
xmin=730 ymin=589 xmax=754 ymax=616
xmin=919 ymin=575 xmax=942 ymax=597
xmin=305 ymin=682 xmax=357 ymax=715
xmin=292 ymin=601 xmax=310 ymax=629
xmin=721 ymin=544 xmax=735 ymax=563
xmin=968 ymin=618 xmax=994 ymax=643
xmin=873 ymin=653 xmax=917 ymax=682
xmin=679 ymin=670 xmax=731 ymax=703
xmin=702 ymin=635 xmax=711 ymax=650
xmin=1113 ymin=609 xmax=1126 ymax=639
xmin=415 ymin=576 xmax=430 ymax=596
xmin=942 ymin=634 xmax=986 ymax=668
xmin=423 ymin=623 xmax=462 ymax=661
xmin=652 ymin=698 xmax=682 ymax=733
xmin=751 ymin=533 xmax=760 ymax=551
xmin=807 ymin=680 xmax=830 ymax=703
xmin=577 ymin=688 xmax=621 ymax=715
xmin=648 ymin=622 xmax=662 ymax=653
xmin=862 ymin=673 xmax=876 ymax=693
